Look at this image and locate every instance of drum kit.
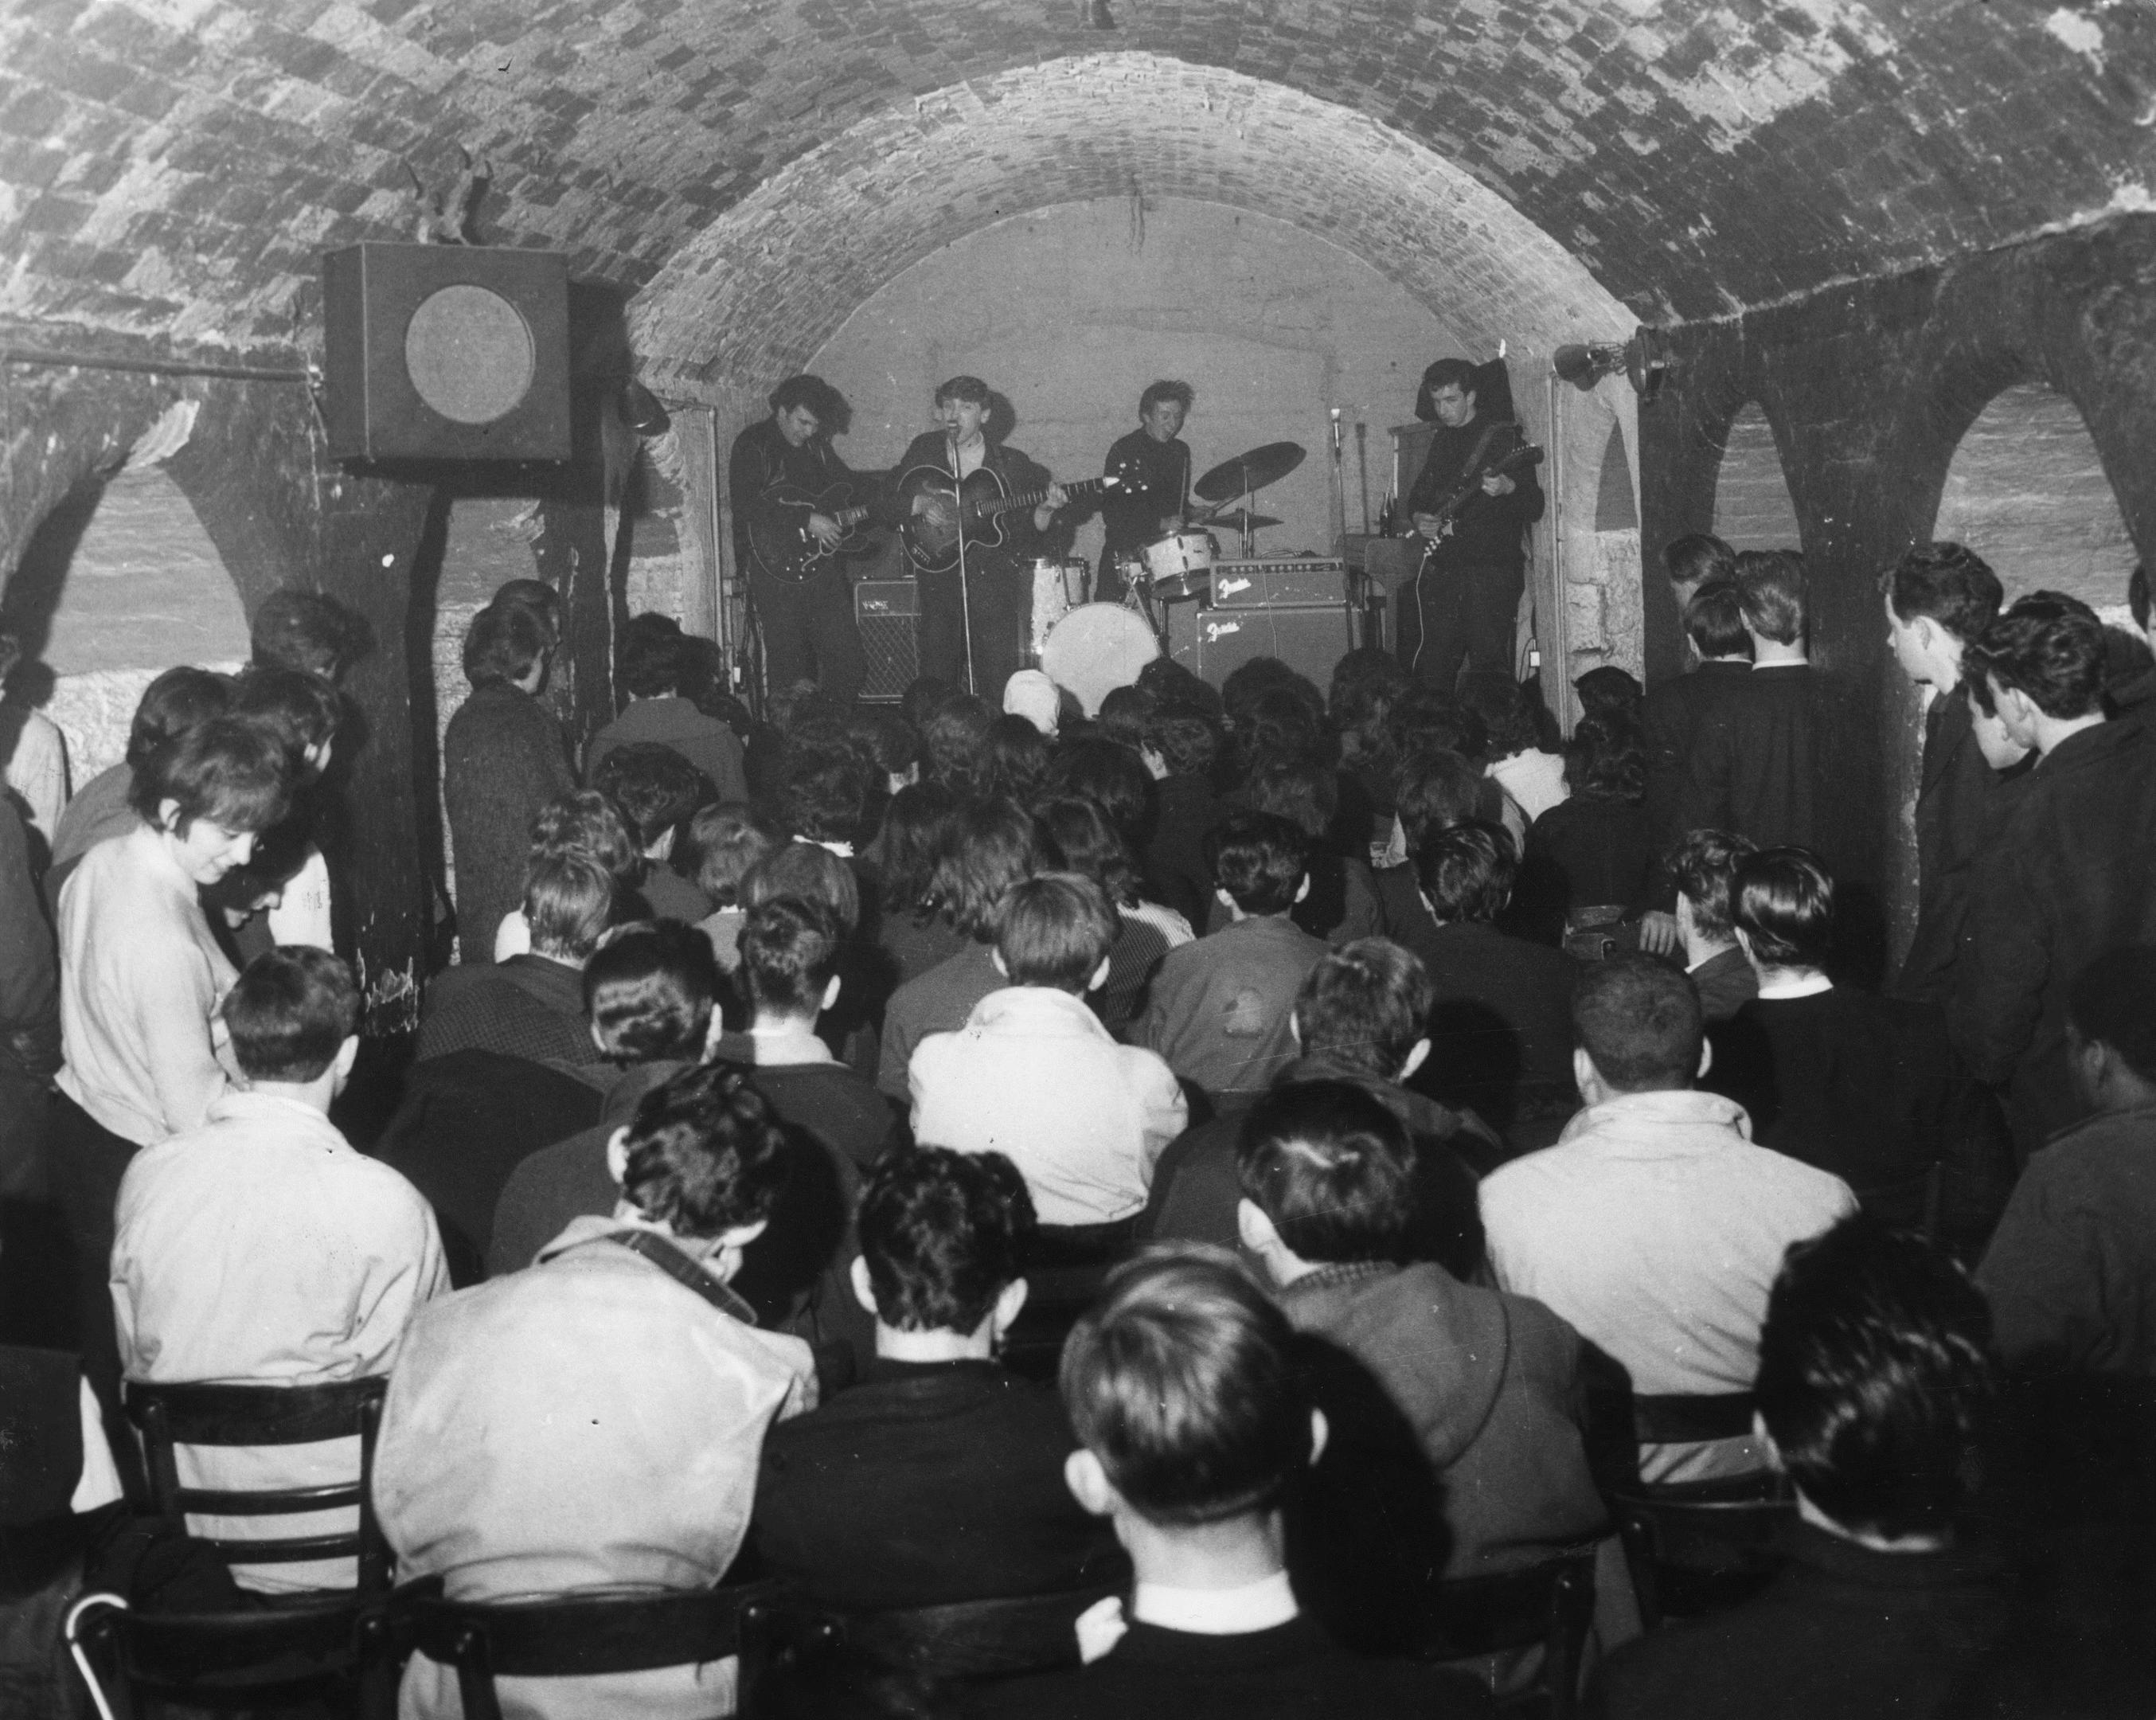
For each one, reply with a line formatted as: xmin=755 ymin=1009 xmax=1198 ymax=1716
xmin=1033 ymin=439 xmax=1307 ymax=711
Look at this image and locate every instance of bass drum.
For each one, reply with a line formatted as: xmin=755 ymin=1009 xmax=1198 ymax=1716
xmin=1040 ymin=604 xmax=1162 ymax=716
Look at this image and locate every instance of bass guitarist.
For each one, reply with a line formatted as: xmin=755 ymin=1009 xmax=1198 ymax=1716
xmin=1399 ymin=357 xmax=1545 ymax=694
xmin=728 ymin=373 xmax=868 ymax=706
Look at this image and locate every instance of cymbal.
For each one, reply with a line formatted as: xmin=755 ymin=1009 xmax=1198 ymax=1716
xmin=1193 ymin=440 xmax=1306 ymax=502
xmin=1205 ymin=510 xmax=1282 ymax=534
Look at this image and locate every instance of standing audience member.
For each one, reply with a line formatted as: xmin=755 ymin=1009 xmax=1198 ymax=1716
xmin=1662 ymin=532 xmax=1736 ymax=630
xmin=249 ymin=588 xmax=363 ymax=682
xmin=1479 ymin=956 xmax=1855 ymax=1482
xmin=592 ymin=741 xmax=717 ymax=923
xmin=585 ymin=613 xmax=749 ymax=803
xmin=0 ymin=627 xmax=67 ymax=851
xmin=865 ymin=782 xmax=967 ymax=991
xmin=1596 ymin=1219 xmax=2004 ymax=1720
xmin=111 ymin=948 xmax=447 ymax=1591
xmin=225 ymin=664 xmax=342 ymax=953
xmin=1664 ymin=827 xmax=1760 ymax=1023
xmin=1139 ymin=708 xmax=1228 ymax=932
xmin=1642 ymin=578 xmax=1751 ymax=857
xmin=376 ymin=1064 xmax=816 ymax=1720
xmin=1951 ymin=592 xmax=2156 ymax=1153
xmin=416 ymin=854 xmax=614 ymax=1068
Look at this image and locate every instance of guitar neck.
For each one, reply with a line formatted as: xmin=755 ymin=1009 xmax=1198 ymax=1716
xmin=974 ymin=475 xmax=1108 ymax=517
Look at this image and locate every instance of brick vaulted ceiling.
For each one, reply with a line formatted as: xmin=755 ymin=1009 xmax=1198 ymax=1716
xmin=2 ymin=0 xmax=2153 ymax=392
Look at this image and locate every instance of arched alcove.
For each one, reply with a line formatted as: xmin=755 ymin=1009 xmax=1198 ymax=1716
xmin=1710 ymin=404 xmax=1803 ymax=552
xmin=1933 ymin=383 xmax=2135 ymax=617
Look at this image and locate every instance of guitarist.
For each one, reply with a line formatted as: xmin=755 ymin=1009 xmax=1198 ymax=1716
xmin=728 ymin=373 xmax=867 ymax=706
xmin=886 ymin=374 xmax=1067 ymax=699
xmin=1399 ymin=357 xmax=1544 ymax=693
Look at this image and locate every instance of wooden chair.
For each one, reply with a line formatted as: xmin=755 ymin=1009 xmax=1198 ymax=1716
xmin=397 ymin=1576 xmax=775 ymax=1720
xmin=1405 ymin=1546 xmax=1599 ymax=1719
xmin=998 ymin=1259 xmax=1118 ymax=1384
xmin=1607 ymin=1474 xmax=1795 ymax=1631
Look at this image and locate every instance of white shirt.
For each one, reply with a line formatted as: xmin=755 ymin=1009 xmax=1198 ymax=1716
xmin=1488 ymin=748 xmax=1569 ymax=826
xmin=2 ymin=706 xmax=68 ymax=842
xmin=1078 ymin=1571 xmax=1299 ymax=1663
xmin=1756 ymin=971 xmax=1834 ymax=1001
xmin=264 ymin=843 xmax=334 ymax=950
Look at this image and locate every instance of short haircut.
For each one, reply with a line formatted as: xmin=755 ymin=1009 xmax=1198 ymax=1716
xmin=2132 ymin=564 xmax=2150 ymax=632
xmin=462 ymin=600 xmax=550 ymax=688
xmin=1396 ymin=745 xmax=1491 ymax=854
xmin=221 ymin=946 xmax=359 ymax=1082
xmin=251 ymin=588 xmax=359 ymax=680
xmin=1044 ymin=737 xmax=1155 ymax=852
xmin=231 ymin=666 xmax=342 ymax=761
xmin=920 ymin=695 xmax=994 ymax=796
xmin=1966 ymin=591 xmax=2109 ymax=721
xmin=525 ymin=852 xmax=615 ymax=961
xmin=1883 ymin=542 xmax=2003 ymax=644
xmin=933 ymin=374 xmax=990 ymax=408
xmin=995 ymin=872 xmax=1119 ymax=991
xmin=1665 ymin=827 xmax=1757 ymax=941
xmin=932 ymin=796 xmax=1041 ymax=940
xmin=687 ymin=803 xmax=777 ymax=907
xmin=1239 ymin=1080 xmax=1416 ymax=1264
xmin=528 ymin=791 xmax=640 ymax=886
xmin=1757 ymin=1218 xmax=1994 ymax=1541
xmin=1095 ymin=685 xmax=1153 ymax=754
xmin=738 ymin=894 xmax=845 ymax=1018
xmin=618 ymin=1063 xmax=791 ymax=1241
xmin=2066 ymin=946 xmax=2156 ymax=1085
xmin=490 ymin=578 xmax=560 ymax=642
xmin=1663 ymin=532 xmax=1735 ymax=590
xmin=1139 ymin=380 xmax=1193 ymax=415
xmin=1685 ymin=580 xmax=1753 ymax=659
xmin=1735 ymin=549 xmax=1807 ymax=645
xmin=1061 ymin=1249 xmax=1310 ymax=1526
xmin=1293 ymin=938 xmax=1433 ymax=1079
xmin=1328 ymin=648 xmax=1409 ymax=733
xmin=1034 ymin=795 xmax=1140 ymax=909
xmin=1242 ymin=756 xmax=1338 ymax=843
xmin=1221 ymin=657 xmax=1324 ymax=738
xmin=1573 ymin=665 xmax=1643 ymax=717
xmin=980 ymin=713 xmax=1050 ymax=804
xmin=858 ymin=1146 xmax=1035 ymax=1335
xmin=583 ymin=920 xmax=717 ymax=1062
xmin=129 ymin=714 xmax=292 ymax=835
xmin=1415 ymin=358 xmax=1478 ymax=419
xmin=1564 ymin=711 xmax=1646 ymax=804
xmin=1734 ymin=846 xmax=1835 ymax=969
xmin=1142 ymin=709 xmax=1221 ymax=781
xmin=618 ymin=612 xmax=686 ymax=700
xmin=848 ymin=707 xmax=920 ymax=780
xmin=1234 ymin=688 xmax=1327 ymax=778
xmin=1572 ymin=954 xmax=1699 ymax=1093
xmin=1465 ymin=679 xmax=1543 ymax=760
xmin=1386 ymin=684 xmax=1489 ymax=764
xmin=877 ymin=783 xmax=959 ymax=917
xmin=1206 ymin=811 xmax=1309 ymax=916
xmin=1135 ymin=656 xmax=1222 ymax=721
xmin=741 ymin=839 xmax=861 ymax=934
xmin=594 ymin=741 xmax=713 ymax=850
xmin=125 ymin=666 xmax=233 ymax=768
xmin=1412 ymin=819 xmax=1515 ymax=924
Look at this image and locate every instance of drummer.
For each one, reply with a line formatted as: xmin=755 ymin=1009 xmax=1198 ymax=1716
xmin=1096 ymin=380 xmax=1198 ymax=603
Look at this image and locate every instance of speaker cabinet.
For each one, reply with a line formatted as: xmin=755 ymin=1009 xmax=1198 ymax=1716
xmin=853 ymin=580 xmax=920 ymax=702
xmin=322 ymin=242 xmax=572 ymax=462
xmin=1170 ymin=602 xmax=1353 ymax=689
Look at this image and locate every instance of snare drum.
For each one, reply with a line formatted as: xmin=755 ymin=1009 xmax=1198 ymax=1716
xmin=1028 ymin=557 xmax=1087 ymax=660
xmin=1040 ymin=604 xmax=1162 ymax=716
xmin=1142 ymin=530 xmax=1218 ymax=602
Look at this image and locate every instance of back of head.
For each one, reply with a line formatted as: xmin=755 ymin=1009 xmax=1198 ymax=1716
xmin=1735 ymin=549 xmax=1808 ymax=645
xmin=130 ymin=713 xmax=293 ymax=834
xmin=920 ymin=695 xmax=994 ymax=796
xmin=462 ymin=600 xmax=550 ymax=689
xmin=1685 ymin=580 xmax=1753 ymax=660
xmin=781 ymin=739 xmax=874 ymax=848
xmin=529 ymin=790 xmax=641 ymax=886
xmin=525 ymin=852 xmax=615 ymax=962
xmin=1883 ymin=542 xmax=2002 ymax=643
xmin=1564 ymin=711 xmax=1646 ymax=805
xmin=1967 ymin=590 xmax=2108 ymax=721
xmin=221 ymin=946 xmax=360 ymax=1082
xmin=1095 ymin=685 xmax=1154 ymax=754
xmin=739 ymin=893 xmax=845 ymax=1018
xmin=618 ymin=612 xmax=687 ymax=699
xmin=1237 ymin=1079 xmax=1415 ymax=1264
xmin=1396 ymin=745 xmax=1490 ymax=855
xmin=742 ymin=838 xmax=861 ymax=936
xmin=1293 ymin=938 xmax=1432 ymax=1079
xmin=594 ymin=742 xmax=714 ymax=851
xmin=1665 ymin=827 xmax=1757 ymax=941
xmin=584 ymin=920 xmax=718 ymax=1062
xmin=1412 ymin=819 xmax=1515 ymax=924
xmin=1034 ymin=796 xmax=1139 ymax=908
xmin=1134 ymin=656 xmax=1221 ymax=721
xmin=1243 ymin=756 xmax=1338 ymax=844
xmin=2067 ymin=945 xmax=2156 ymax=1085
xmin=981 ymin=713 xmax=1050 ymax=803
xmin=1387 ymin=684 xmax=1489 ymax=764
xmin=1235 ymin=687 xmax=1328 ymax=780
xmin=899 ymin=677 xmax=959 ymax=733
xmin=850 ymin=707 xmax=920 ymax=784
xmin=876 ymin=782 xmax=959 ymax=914
xmin=687 ymin=803 xmax=778 ymax=907
xmin=1221 ymin=657 xmax=1322 ymax=740
xmin=1045 ymin=737 xmax=1155 ymax=851
xmin=618 ymin=1063 xmax=790 ymax=1241
xmin=1060 ymin=1247 xmax=1309 ymax=1526
xmin=252 ymin=588 xmax=360 ymax=681
xmin=1572 ymin=665 xmax=1643 ymax=719
xmin=490 ymin=577 xmax=561 ymax=644
xmin=1733 ymin=846 xmax=1834 ymax=969
xmin=1572 ymin=953 xmax=1701 ymax=1093
xmin=932 ymin=796 xmax=1040 ymax=940
xmin=1757 ymin=1218 xmax=1994 ymax=1541
xmin=1206 ymin=810 xmax=1309 ymax=916
xmin=231 ymin=665 xmax=342 ymax=768
xmin=126 ymin=666 xmax=234 ymax=768
xmin=1328 ymin=647 xmax=1409 ymax=735
xmin=1465 ymin=678 xmax=1545 ymax=760
xmin=994 ymin=871 xmax=1118 ymax=991
xmin=1664 ymin=532 xmax=1736 ymax=591
xmin=1142 ymin=707 xmax=1221 ymax=782
xmin=858 ymin=1146 xmax=1036 ymax=1335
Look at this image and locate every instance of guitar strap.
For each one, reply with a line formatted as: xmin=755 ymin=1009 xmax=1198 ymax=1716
xmin=597 ymin=1228 xmax=760 ymax=1325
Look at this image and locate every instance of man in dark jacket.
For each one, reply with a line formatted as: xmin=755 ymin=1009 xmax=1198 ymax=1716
xmin=1138 ymin=708 xmax=1227 ymax=933
xmin=1642 ymin=577 xmax=1751 ymax=864
xmin=418 ymin=854 xmax=613 ymax=1069
xmin=1665 ymin=827 xmax=1760 ymax=1024
xmin=1951 ymin=593 xmax=2156 ymax=1153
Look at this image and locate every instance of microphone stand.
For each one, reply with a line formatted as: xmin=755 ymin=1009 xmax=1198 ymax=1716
xmin=949 ymin=430 xmax=978 ymax=698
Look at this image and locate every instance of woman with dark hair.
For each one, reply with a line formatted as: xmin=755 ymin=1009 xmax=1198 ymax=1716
xmin=1520 ymin=711 xmax=1657 ymax=942
xmin=919 ymin=694 xmax=994 ymax=799
xmin=1236 ymin=758 xmax=1384 ymax=948
xmin=979 ymin=713 xmax=1050 ymax=806
xmin=1035 ymin=795 xmax=1192 ymax=1037
xmin=867 ymin=782 xmax=967 ymax=989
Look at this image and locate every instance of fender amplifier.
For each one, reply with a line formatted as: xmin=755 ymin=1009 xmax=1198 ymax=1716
xmin=1170 ymin=602 xmax=1353 ymax=688
xmin=853 ymin=580 xmax=920 ymax=702
xmin=1209 ymin=557 xmax=1347 ymax=608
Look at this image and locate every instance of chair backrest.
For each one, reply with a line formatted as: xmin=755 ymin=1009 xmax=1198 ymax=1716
xmin=123 ymin=1376 xmax=391 ymax=1594
xmin=1405 ymin=1547 xmax=1597 ymax=1720
xmin=1630 ymin=1391 xmax=1756 ymax=1447
xmin=1607 ymin=1476 xmax=1795 ymax=1630
xmin=68 ymin=1590 xmax=400 ymax=1716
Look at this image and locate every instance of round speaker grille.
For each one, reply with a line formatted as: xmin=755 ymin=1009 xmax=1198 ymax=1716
xmin=404 ymin=283 xmax=535 ymax=425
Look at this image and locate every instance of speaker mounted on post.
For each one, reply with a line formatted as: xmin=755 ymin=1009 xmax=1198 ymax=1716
xmin=322 ymin=242 xmax=572 ymax=462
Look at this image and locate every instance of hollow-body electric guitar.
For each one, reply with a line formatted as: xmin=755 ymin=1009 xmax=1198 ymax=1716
xmin=898 ymin=466 xmax=1123 ymax=574
xmin=747 ymin=481 xmax=874 ymax=580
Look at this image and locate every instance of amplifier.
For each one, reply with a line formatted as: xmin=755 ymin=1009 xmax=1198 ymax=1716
xmin=1170 ymin=602 xmax=1354 ymax=689
xmin=853 ymin=579 xmax=919 ymax=702
xmin=1209 ymin=557 xmax=1347 ymax=609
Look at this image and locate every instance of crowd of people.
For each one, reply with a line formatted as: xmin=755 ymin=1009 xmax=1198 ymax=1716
xmin=2 ymin=527 xmax=2154 ymax=1718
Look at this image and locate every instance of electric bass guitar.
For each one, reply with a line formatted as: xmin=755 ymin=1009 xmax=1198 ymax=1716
xmin=898 ymin=467 xmax=1123 ymax=574
xmin=1412 ymin=436 xmax=1545 ymax=543
xmin=746 ymin=481 xmax=874 ymax=581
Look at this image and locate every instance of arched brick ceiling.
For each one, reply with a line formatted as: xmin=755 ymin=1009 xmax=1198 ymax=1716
xmin=0 ymin=0 xmax=2150 ymax=356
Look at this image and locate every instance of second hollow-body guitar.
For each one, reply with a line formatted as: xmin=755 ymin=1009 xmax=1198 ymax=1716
xmin=897 ymin=464 xmax=1123 ymax=574
xmin=746 ymin=481 xmax=875 ymax=580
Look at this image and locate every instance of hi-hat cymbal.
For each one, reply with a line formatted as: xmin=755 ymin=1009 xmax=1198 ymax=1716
xmin=1193 ymin=441 xmax=1306 ymax=502
xmin=1205 ymin=510 xmax=1282 ymax=534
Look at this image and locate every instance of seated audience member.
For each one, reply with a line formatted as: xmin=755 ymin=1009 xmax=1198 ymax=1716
xmin=377 ymin=1063 xmax=816 ymax=1720
xmin=416 ymin=854 xmax=614 ymax=1068
xmin=847 ymin=706 xmax=921 ymax=799
xmin=1232 ymin=757 xmax=1383 ymax=948
xmin=1035 ymin=794 xmax=1191 ymax=1038
xmin=753 ymin=1147 xmax=1123 ymax=1608
xmin=1471 ymin=678 xmax=1567 ymax=831
xmin=1978 ymin=946 xmax=2156 ymax=1376
xmin=0 ymin=626 xmax=68 ymax=852
xmin=1369 ymin=744 xmax=1498 ymax=926
xmin=866 ymin=781 xmax=967 ymax=990
xmin=1237 ymin=1083 xmax=1607 ymax=1648
xmin=919 ymin=693 xmax=994 ymax=797
xmin=973 ymin=1250 xmax=1492 ymax=1720
xmin=1665 ymin=827 xmax=1760 ymax=1022
xmin=1641 ymin=577 xmax=1752 ymax=854
xmin=1046 ymin=733 xmax=1160 ymax=859
xmin=1396 ymin=820 xmax=1577 ymax=1143
xmin=1140 ymin=812 xmax=1329 ymax=1105
xmin=1574 ymin=665 xmax=1643 ymax=724
xmin=1139 ymin=707 xmax=1228 ymax=931
xmin=585 ymin=612 xmax=748 ymax=802
xmin=1479 ymin=956 xmax=1856 ymax=1483
xmin=686 ymin=801 xmax=779 ymax=975
xmin=982 ymin=712 xmax=1052 ymax=803
xmin=1710 ymin=846 xmax=1955 ymax=1197
xmin=913 ymin=874 xmax=1186 ymax=1231
xmin=1149 ymin=939 xmax=1498 ymax=1272
xmin=491 ymin=789 xmax=644 ymax=962
xmin=778 ymin=725 xmax=879 ymax=858
xmin=1596 ymin=1219 xmax=2004 ymax=1720
xmin=1518 ymin=711 xmax=1656 ymax=943
xmin=877 ymin=797 xmax=1041 ymax=1099
xmin=592 ymin=740 xmax=716 ymax=923
xmin=1096 ymin=683 xmax=1152 ymax=753
xmin=111 ymin=948 xmax=448 ymax=1591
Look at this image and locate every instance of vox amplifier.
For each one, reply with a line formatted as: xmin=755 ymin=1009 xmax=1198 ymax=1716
xmin=853 ymin=579 xmax=920 ymax=702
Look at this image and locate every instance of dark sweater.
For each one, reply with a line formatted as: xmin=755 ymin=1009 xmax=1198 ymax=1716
xmin=416 ymin=954 xmax=605 ymax=1069
xmin=443 ymin=681 xmax=576 ymax=965
xmin=1393 ymin=918 xmax=1578 ymax=1130
xmin=1144 ymin=774 xmax=1227 ymax=934
xmin=1402 ymin=417 xmax=1544 ymax=569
